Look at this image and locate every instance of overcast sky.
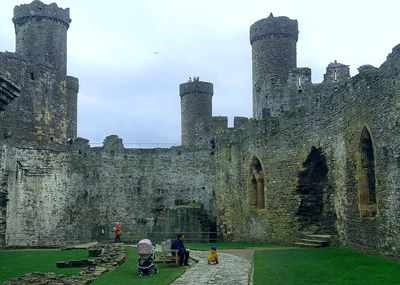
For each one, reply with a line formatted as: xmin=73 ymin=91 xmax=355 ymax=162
xmin=1 ymin=0 xmax=399 ymax=147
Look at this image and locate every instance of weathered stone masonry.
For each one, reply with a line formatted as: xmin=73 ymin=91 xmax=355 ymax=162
xmin=0 ymin=1 xmax=399 ymax=262
xmin=3 ymin=138 xmax=216 ymax=247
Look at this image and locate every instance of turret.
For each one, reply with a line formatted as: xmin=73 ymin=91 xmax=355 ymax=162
xmin=0 ymin=1 xmax=77 ymax=146
xmin=180 ymin=78 xmax=213 ymax=148
xmin=250 ymin=13 xmax=298 ymax=118
xmin=323 ymin=60 xmax=350 ymax=83
xmin=13 ymin=0 xmax=71 ymax=76
xmin=66 ymin=76 xmax=79 ymax=139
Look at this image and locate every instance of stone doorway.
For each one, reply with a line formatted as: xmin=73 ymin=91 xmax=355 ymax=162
xmin=296 ymin=146 xmax=333 ymax=233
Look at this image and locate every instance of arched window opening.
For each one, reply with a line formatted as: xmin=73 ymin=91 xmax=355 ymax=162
xmin=248 ymin=157 xmax=265 ymax=209
xmin=357 ymin=127 xmax=377 ymax=218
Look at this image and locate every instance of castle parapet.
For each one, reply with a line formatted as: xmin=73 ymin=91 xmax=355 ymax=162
xmin=212 ymin=116 xmax=228 ymax=131
xmin=179 ymin=81 xmax=213 ymax=97
xmin=288 ymin=68 xmax=312 ymax=91
xmin=103 ymin=135 xmax=124 ymax=153
xmin=234 ymin=117 xmax=249 ymax=129
xmin=250 ymin=13 xmax=298 ymax=45
xmin=13 ymin=0 xmax=71 ymax=28
xmin=66 ymin=76 xmax=79 ymax=93
xmin=323 ymin=60 xmax=350 ymax=84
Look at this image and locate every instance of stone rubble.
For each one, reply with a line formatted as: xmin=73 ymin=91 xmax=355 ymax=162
xmin=4 ymin=244 xmax=125 ymax=285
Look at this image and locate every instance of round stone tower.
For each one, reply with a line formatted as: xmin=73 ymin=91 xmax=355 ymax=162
xmin=180 ymin=80 xmax=213 ymax=148
xmin=250 ymin=13 xmax=298 ymax=118
xmin=13 ymin=0 xmax=71 ymax=76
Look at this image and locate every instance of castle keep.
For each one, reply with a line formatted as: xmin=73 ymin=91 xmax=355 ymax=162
xmin=0 ymin=2 xmax=399 ymax=260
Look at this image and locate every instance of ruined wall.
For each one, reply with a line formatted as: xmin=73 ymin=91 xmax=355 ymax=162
xmin=212 ymin=45 xmax=400 ymax=259
xmin=3 ymin=137 xmax=215 ymax=247
xmin=0 ymin=59 xmax=71 ymax=146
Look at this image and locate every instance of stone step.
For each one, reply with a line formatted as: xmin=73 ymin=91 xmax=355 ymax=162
xmin=304 ymin=234 xmax=331 ymax=239
xmin=299 ymin=239 xmax=329 ymax=246
xmin=294 ymin=242 xmax=323 ymax=248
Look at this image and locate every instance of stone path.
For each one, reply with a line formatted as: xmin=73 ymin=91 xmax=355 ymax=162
xmin=171 ymin=250 xmax=252 ymax=285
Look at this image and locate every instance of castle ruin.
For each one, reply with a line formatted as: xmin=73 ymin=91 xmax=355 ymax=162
xmin=0 ymin=2 xmax=400 ymax=260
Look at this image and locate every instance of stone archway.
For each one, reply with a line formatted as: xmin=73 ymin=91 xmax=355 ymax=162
xmin=296 ymin=146 xmax=332 ymax=233
xmin=357 ymin=127 xmax=377 ymax=218
xmin=248 ymin=157 xmax=265 ymax=209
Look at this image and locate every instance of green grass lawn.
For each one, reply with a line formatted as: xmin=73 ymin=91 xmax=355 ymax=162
xmin=93 ymin=246 xmax=185 ymax=285
xmin=253 ymin=247 xmax=400 ymax=285
xmin=3 ymin=245 xmax=399 ymax=285
xmin=0 ymin=249 xmax=88 ymax=284
xmin=186 ymin=242 xmax=283 ymax=251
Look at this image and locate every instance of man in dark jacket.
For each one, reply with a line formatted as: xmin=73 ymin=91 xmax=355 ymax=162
xmin=171 ymin=232 xmax=190 ymax=266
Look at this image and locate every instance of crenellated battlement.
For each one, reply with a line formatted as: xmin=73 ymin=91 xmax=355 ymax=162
xmin=13 ymin=0 xmax=71 ymax=28
xmin=66 ymin=76 xmax=79 ymax=93
xmin=179 ymin=81 xmax=213 ymax=97
xmin=250 ymin=13 xmax=298 ymax=45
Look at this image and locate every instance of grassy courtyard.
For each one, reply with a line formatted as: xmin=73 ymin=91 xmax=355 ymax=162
xmin=0 ymin=248 xmax=88 ymax=284
xmin=1 ymin=245 xmax=400 ymax=284
xmin=253 ymin=247 xmax=400 ymax=285
xmin=92 ymin=246 xmax=185 ymax=285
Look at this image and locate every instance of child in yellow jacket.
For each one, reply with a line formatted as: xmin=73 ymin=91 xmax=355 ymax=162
xmin=208 ymin=246 xmax=219 ymax=264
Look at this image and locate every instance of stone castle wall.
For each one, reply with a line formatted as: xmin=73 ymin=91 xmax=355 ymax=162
xmin=2 ymin=139 xmax=216 ymax=247
xmin=213 ymin=45 xmax=400 ymax=259
xmin=0 ymin=0 xmax=77 ymax=147
xmin=0 ymin=1 xmax=399 ymax=262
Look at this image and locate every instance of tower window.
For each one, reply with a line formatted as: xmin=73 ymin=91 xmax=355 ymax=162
xmin=30 ymin=73 xmax=35 ymax=80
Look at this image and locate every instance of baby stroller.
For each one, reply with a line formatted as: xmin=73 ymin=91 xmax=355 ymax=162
xmin=137 ymin=239 xmax=159 ymax=276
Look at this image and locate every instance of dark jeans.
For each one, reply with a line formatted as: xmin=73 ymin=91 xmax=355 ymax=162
xmin=178 ymin=251 xmax=190 ymax=265
xmin=115 ymin=235 xmax=122 ymax=243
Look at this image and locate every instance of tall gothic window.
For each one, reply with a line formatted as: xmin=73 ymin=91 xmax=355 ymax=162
xmin=357 ymin=127 xmax=377 ymax=218
xmin=249 ymin=157 xmax=265 ymax=209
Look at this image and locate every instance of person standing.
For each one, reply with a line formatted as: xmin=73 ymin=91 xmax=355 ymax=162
xmin=113 ymin=222 xmax=122 ymax=243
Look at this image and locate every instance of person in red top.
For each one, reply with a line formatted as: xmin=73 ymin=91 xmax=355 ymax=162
xmin=113 ymin=222 xmax=122 ymax=243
